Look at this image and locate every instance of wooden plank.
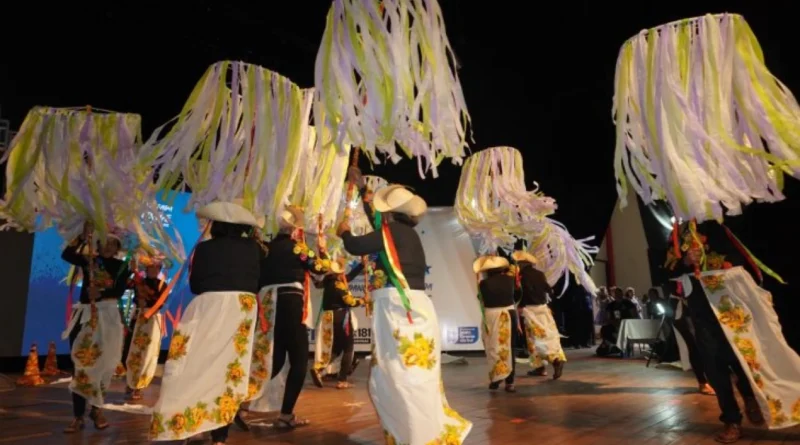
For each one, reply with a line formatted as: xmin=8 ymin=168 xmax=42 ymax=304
xmin=0 ymin=350 xmax=797 ymax=444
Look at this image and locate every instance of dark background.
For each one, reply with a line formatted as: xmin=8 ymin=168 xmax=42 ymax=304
xmin=1 ymin=0 xmax=798 ymax=358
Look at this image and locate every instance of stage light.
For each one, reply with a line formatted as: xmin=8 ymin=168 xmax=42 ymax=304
xmin=656 ymin=303 xmax=665 ymax=315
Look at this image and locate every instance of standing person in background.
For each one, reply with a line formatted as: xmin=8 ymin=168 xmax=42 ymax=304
xmin=150 ymin=201 xmax=262 ymax=444
xmin=594 ymin=286 xmax=612 ymax=326
xmin=474 ymin=254 xmax=519 ymax=393
xmin=625 ymin=287 xmax=644 ymax=319
xmin=62 ymin=223 xmax=130 ymax=433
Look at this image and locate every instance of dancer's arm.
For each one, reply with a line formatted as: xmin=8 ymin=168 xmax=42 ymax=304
xmin=61 ymin=237 xmax=89 ymax=266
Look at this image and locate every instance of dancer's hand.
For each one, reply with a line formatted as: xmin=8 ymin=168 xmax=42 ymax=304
xmin=337 ymin=219 xmax=351 ymax=237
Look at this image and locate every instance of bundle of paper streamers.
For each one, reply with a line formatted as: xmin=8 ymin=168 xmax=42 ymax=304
xmin=613 ymin=13 xmax=800 ymax=223
xmin=141 ymin=61 xmax=319 ymax=233
xmin=0 ymin=106 xmax=184 ymax=262
xmin=523 ymin=218 xmax=598 ymax=295
xmin=314 ymin=0 xmax=471 ymax=178
xmin=455 ymin=146 xmax=557 ymax=253
xmin=287 ymin=123 xmax=352 ymax=235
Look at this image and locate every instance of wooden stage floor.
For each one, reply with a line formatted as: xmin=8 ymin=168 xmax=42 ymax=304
xmin=1 ymin=350 xmax=798 ymax=444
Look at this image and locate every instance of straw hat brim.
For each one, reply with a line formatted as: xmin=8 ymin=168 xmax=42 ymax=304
xmin=197 ymin=202 xmax=260 ymax=227
xmin=473 ymin=255 xmax=510 ymax=274
xmin=372 ymin=184 xmax=427 ymax=217
xmin=512 ymin=250 xmax=538 ymax=265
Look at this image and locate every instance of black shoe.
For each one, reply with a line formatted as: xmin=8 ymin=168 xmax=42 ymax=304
xmin=310 ymin=369 xmax=324 ymax=388
xmin=552 ymin=360 xmax=565 ymax=380
xmin=488 ymin=381 xmax=500 ymax=390
xmin=234 ymin=411 xmax=250 ymax=431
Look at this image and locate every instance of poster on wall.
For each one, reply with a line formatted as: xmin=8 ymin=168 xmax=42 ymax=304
xmin=307 ymin=207 xmax=484 ymax=352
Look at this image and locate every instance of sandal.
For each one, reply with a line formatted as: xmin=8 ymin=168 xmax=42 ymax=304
xmin=275 ymin=415 xmax=311 ymax=429
xmin=714 ymin=423 xmax=741 ymax=443
xmin=528 ymin=367 xmax=547 ymax=377
xmin=488 ymin=381 xmax=500 ymax=391
xmin=63 ymin=418 xmax=85 ymax=434
xmin=129 ymin=389 xmax=143 ymax=401
xmin=505 ymin=384 xmax=516 ymax=393
xmin=336 ymin=381 xmax=353 ymax=390
xmin=699 ymin=383 xmax=716 ymax=396
xmin=89 ymin=408 xmax=109 ymax=430
xmin=233 ymin=411 xmax=250 ymax=431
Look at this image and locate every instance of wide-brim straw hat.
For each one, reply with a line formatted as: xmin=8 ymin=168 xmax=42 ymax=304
xmin=473 ymin=255 xmax=510 ymax=274
xmin=511 ymin=250 xmax=538 ymax=265
xmin=372 ymin=184 xmax=427 ymax=217
xmin=278 ymin=205 xmax=305 ymax=230
xmin=197 ymin=201 xmax=260 ymax=227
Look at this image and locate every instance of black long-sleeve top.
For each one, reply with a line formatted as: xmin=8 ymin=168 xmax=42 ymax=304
xmin=189 ymin=237 xmax=262 ymax=295
xmin=61 ymin=238 xmax=131 ymax=304
xmin=319 ymin=265 xmax=364 ymax=310
xmin=133 ymin=276 xmax=166 ymax=308
xmin=259 ymin=234 xmax=330 ymax=289
xmin=665 ymin=221 xmax=750 ymax=326
xmin=517 ymin=264 xmax=551 ymax=307
xmin=479 ymin=272 xmax=517 ymax=308
xmin=341 ymin=219 xmax=426 ymax=291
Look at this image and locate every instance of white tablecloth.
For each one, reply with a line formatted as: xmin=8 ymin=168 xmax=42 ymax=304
xmin=615 ymin=319 xmax=662 ymax=353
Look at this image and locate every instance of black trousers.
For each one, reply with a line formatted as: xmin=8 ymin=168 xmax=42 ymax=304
xmin=331 ymin=309 xmax=355 ymax=381
xmin=210 ymin=425 xmax=229 ymax=443
xmin=672 ymin=315 xmax=708 ymax=385
xmin=694 ymin=316 xmax=754 ymax=425
xmin=120 ymin=309 xmax=137 ymax=368
xmin=68 ymin=323 xmax=90 ymax=418
xmin=271 ymin=290 xmax=309 ymax=415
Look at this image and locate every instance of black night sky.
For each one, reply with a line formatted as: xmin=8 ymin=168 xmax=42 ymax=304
xmin=2 ymin=1 xmax=799 ymax=347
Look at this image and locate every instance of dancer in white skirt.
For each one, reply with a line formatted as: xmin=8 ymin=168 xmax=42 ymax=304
xmin=514 ymin=250 xmax=566 ymax=380
xmin=247 ymin=205 xmax=331 ymax=429
xmin=150 ymin=201 xmax=263 ymax=444
xmin=310 ymin=256 xmax=365 ymax=389
xmin=473 ymin=254 xmax=519 ymax=392
xmin=61 ymin=223 xmax=131 ymax=433
xmin=337 ymin=176 xmax=472 ymax=445
xmin=124 ymin=252 xmax=167 ymax=400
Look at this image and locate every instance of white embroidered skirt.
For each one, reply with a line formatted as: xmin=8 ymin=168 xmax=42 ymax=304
xmin=66 ymin=300 xmax=124 ymax=407
xmin=522 ymin=304 xmax=566 ymax=368
xmin=126 ymin=312 xmax=164 ymax=390
xmin=482 ymin=306 xmax=515 ymax=383
xmin=370 ymin=287 xmax=472 ymax=444
xmin=691 ymin=267 xmax=800 ymax=429
xmin=150 ymin=292 xmax=257 ymax=441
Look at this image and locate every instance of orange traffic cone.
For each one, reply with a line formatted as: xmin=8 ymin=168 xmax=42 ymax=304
xmin=17 ymin=343 xmax=45 ymax=386
xmin=41 ymin=341 xmax=65 ymax=376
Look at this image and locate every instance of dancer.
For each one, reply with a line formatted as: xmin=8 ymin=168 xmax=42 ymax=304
xmin=150 ymin=201 xmax=262 ymax=444
xmin=337 ymin=174 xmax=472 ymax=445
xmin=666 ymin=221 xmax=767 ymax=443
xmin=61 ymin=223 xmax=130 ymax=433
xmin=514 ymin=250 xmax=566 ymax=380
xmin=247 ymin=205 xmax=330 ymax=428
xmin=125 ymin=252 xmax=167 ymax=400
xmin=310 ymin=256 xmax=365 ymax=389
xmin=473 ymin=254 xmax=518 ymax=392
